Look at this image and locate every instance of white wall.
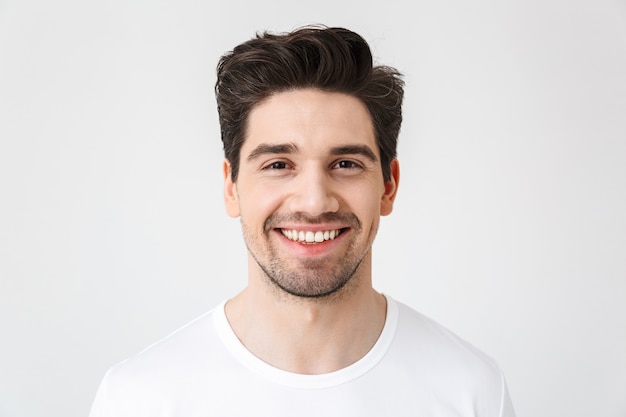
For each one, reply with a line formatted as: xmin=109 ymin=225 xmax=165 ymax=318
xmin=1 ymin=1 xmax=625 ymax=416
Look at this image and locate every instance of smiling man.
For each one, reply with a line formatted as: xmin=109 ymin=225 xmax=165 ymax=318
xmin=89 ymin=26 xmax=516 ymax=416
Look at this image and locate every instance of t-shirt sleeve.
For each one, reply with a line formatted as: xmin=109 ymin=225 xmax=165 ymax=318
xmin=499 ymin=371 xmax=517 ymax=417
xmin=88 ymin=371 xmax=111 ymax=417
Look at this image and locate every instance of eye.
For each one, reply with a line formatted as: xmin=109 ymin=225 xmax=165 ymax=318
xmin=268 ymin=161 xmax=288 ymax=169
xmin=261 ymin=160 xmax=293 ymax=172
xmin=332 ymin=160 xmax=362 ymax=170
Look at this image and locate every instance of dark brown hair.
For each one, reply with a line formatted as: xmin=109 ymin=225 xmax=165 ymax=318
xmin=215 ymin=25 xmax=404 ymax=182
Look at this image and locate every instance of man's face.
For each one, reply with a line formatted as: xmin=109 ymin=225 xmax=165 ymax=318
xmin=223 ymin=88 xmax=399 ymax=299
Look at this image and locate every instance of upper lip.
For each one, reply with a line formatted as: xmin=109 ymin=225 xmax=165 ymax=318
xmin=276 ymin=225 xmax=347 ymax=232
xmin=264 ymin=212 xmax=361 ymax=233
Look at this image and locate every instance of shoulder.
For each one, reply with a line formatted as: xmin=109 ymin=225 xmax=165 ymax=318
xmin=388 ymin=298 xmax=507 ymax=399
xmin=90 ymin=304 xmax=228 ymax=416
xmin=393 ymin=299 xmax=500 ymax=367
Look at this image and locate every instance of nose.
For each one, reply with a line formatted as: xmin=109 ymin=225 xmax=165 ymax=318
xmin=287 ymin=166 xmax=339 ymax=216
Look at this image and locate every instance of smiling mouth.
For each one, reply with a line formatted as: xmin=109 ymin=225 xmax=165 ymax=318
xmin=280 ymin=228 xmax=345 ymax=243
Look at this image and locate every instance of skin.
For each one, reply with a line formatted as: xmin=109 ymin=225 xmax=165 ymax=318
xmin=223 ymin=88 xmax=400 ymax=374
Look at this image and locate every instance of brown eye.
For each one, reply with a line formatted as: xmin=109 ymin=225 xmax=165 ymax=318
xmin=333 ymin=160 xmax=361 ymax=169
xmin=269 ymin=161 xmax=288 ymax=169
xmin=260 ymin=159 xmax=294 ymax=175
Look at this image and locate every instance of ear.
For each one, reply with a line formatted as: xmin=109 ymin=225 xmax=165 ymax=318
xmin=223 ymin=160 xmax=240 ymax=218
xmin=380 ymin=159 xmax=400 ymax=216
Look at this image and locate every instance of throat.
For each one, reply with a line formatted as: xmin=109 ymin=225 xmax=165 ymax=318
xmin=225 ymin=289 xmax=387 ymax=374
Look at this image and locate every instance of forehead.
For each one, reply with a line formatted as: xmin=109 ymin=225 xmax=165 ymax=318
xmin=242 ymin=88 xmax=377 ymax=155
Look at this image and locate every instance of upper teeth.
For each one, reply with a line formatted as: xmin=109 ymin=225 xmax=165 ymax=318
xmin=281 ymin=229 xmax=341 ymax=243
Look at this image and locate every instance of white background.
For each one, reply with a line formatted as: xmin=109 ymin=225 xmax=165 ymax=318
xmin=1 ymin=0 xmax=625 ymax=416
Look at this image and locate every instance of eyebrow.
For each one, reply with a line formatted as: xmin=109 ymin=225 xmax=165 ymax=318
xmin=247 ymin=143 xmax=378 ymax=163
xmin=247 ymin=143 xmax=299 ymax=162
xmin=330 ymin=145 xmax=378 ymax=162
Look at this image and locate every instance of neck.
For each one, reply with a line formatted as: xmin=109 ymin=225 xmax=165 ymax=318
xmin=224 ymin=261 xmax=387 ymax=374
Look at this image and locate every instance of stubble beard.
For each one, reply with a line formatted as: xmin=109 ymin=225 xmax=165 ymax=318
xmin=242 ymin=212 xmax=369 ymax=300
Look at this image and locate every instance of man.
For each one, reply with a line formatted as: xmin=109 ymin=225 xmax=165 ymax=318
xmin=89 ymin=25 xmax=516 ymax=416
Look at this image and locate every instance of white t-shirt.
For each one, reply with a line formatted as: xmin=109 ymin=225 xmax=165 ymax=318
xmin=89 ymin=296 xmax=516 ymax=417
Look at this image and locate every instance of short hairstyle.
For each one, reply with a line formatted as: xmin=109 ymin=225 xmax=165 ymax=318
xmin=215 ymin=25 xmax=404 ymax=182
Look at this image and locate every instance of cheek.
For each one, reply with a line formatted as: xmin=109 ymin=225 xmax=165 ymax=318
xmin=347 ymin=182 xmax=386 ymax=214
xmin=338 ymin=191 xmax=383 ymax=234
xmin=238 ymin=183 xmax=285 ymax=220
